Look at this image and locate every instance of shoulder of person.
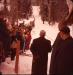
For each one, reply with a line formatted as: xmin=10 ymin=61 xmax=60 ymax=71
xmin=32 ymin=37 xmax=41 ymax=42
xmin=69 ymin=36 xmax=73 ymax=40
xmin=45 ymin=38 xmax=51 ymax=44
xmin=33 ymin=38 xmax=39 ymax=41
xmin=71 ymin=37 xmax=73 ymax=42
xmin=68 ymin=36 xmax=73 ymax=43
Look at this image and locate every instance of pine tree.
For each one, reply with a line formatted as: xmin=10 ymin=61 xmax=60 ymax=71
xmin=17 ymin=0 xmax=32 ymax=19
xmin=3 ymin=0 xmax=9 ymax=17
xmin=9 ymin=0 xmax=32 ymax=25
xmin=40 ymin=0 xmax=49 ymax=24
xmin=10 ymin=0 xmax=18 ymax=25
xmin=0 ymin=0 xmax=9 ymax=18
xmin=39 ymin=0 xmax=69 ymax=24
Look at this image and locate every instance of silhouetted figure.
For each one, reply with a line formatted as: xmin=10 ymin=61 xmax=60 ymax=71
xmin=49 ymin=26 xmax=73 ymax=75
xmin=10 ymin=29 xmax=17 ymax=60
xmin=0 ymin=72 xmax=2 ymax=75
xmin=52 ymin=24 xmax=66 ymax=53
xmin=0 ymin=18 xmax=11 ymax=60
xmin=30 ymin=30 xmax=51 ymax=75
xmin=16 ymin=29 xmax=24 ymax=54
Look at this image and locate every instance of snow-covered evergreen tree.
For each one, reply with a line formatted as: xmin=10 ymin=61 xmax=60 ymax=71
xmin=17 ymin=0 xmax=32 ymax=19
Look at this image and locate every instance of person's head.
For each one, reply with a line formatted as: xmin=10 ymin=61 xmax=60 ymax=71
xmin=60 ymin=26 xmax=70 ymax=40
xmin=40 ymin=30 xmax=46 ymax=38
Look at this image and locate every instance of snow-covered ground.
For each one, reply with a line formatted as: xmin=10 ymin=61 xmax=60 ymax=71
xmin=0 ymin=50 xmax=33 ymax=74
xmin=0 ymin=6 xmax=73 ymax=74
xmin=0 ymin=51 xmax=51 ymax=74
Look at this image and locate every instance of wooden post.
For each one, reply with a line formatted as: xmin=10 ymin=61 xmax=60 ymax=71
xmin=15 ymin=40 xmax=20 ymax=74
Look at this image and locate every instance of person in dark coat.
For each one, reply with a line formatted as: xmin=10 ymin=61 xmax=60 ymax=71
xmin=0 ymin=18 xmax=11 ymax=60
xmin=10 ymin=29 xmax=17 ymax=61
xmin=52 ymin=24 xmax=66 ymax=52
xmin=30 ymin=30 xmax=51 ymax=75
xmin=49 ymin=24 xmax=65 ymax=75
xmin=49 ymin=26 xmax=73 ymax=75
xmin=16 ymin=29 xmax=25 ymax=54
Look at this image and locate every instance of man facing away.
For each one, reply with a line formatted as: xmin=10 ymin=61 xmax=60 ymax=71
xmin=30 ymin=30 xmax=51 ymax=75
xmin=49 ymin=26 xmax=73 ymax=75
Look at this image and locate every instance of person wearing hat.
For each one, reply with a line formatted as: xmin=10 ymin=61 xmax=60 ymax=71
xmin=49 ymin=26 xmax=73 ymax=75
xmin=30 ymin=30 xmax=51 ymax=75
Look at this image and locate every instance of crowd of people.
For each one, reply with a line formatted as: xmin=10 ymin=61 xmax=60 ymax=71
xmin=0 ymin=18 xmax=32 ymax=65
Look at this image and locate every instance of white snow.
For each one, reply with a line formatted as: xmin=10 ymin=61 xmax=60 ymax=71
xmin=0 ymin=51 xmax=51 ymax=74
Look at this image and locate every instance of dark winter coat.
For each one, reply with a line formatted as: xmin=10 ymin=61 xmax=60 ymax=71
xmin=0 ymin=18 xmax=11 ymax=57
xmin=30 ymin=37 xmax=51 ymax=75
xmin=49 ymin=36 xmax=73 ymax=75
xmin=52 ymin=32 xmax=63 ymax=50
